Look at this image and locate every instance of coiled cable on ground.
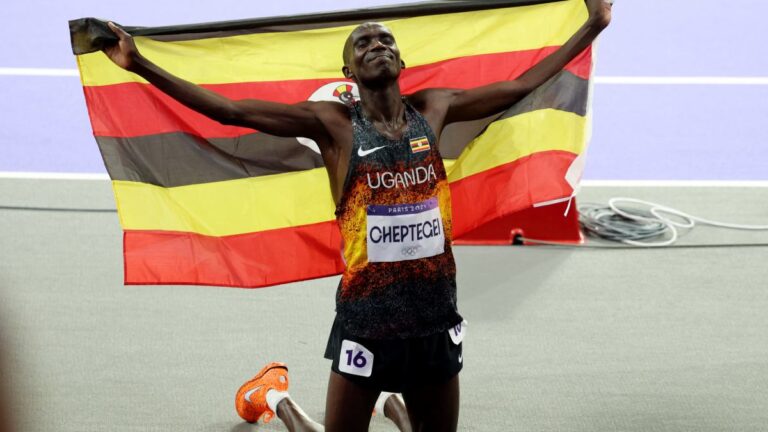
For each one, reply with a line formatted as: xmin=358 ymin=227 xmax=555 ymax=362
xmin=577 ymin=198 xmax=768 ymax=247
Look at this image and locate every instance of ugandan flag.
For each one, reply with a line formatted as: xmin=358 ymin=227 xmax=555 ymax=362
xmin=69 ymin=0 xmax=593 ymax=288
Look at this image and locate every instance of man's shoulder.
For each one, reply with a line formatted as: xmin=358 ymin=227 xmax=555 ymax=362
xmin=301 ymin=100 xmax=348 ymax=111
xmin=299 ymin=100 xmax=352 ymax=142
xmin=408 ymin=88 xmax=460 ymax=109
xmin=300 ymin=100 xmax=350 ymax=122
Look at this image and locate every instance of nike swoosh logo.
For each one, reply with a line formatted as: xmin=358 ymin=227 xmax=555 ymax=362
xmin=458 ymin=354 xmax=463 ymax=364
xmin=244 ymin=385 xmax=262 ymax=402
xmin=358 ymin=146 xmax=387 ymax=157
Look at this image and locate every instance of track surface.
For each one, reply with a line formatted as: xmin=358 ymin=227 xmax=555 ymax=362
xmin=1 ymin=180 xmax=767 ymax=431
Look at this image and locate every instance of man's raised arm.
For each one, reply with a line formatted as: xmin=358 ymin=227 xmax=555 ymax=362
xmin=440 ymin=0 xmax=612 ymax=125
xmin=103 ymin=22 xmax=329 ymax=143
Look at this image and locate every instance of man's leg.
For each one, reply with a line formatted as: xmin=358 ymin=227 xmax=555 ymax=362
xmin=236 ymin=363 xmax=411 ymax=431
xmin=271 ymin=378 xmax=412 ymax=432
xmin=401 ymin=374 xmax=460 ymax=432
xmin=236 ymin=363 xmax=323 ymax=431
xmin=378 ymin=392 xmax=412 ymax=432
xmin=323 ymin=371 xmax=380 ymax=432
xmin=273 ymin=397 xmax=324 ymax=431
xmin=273 ymin=377 xmax=412 ymax=432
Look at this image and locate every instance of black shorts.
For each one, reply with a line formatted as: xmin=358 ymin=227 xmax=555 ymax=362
xmin=324 ymin=317 xmax=466 ymax=393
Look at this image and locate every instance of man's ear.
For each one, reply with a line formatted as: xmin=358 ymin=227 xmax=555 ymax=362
xmin=401 ymin=60 xmax=406 ymax=69
xmin=342 ymin=65 xmax=354 ymax=79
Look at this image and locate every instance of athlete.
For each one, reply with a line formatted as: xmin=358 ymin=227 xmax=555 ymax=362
xmin=103 ymin=1 xmax=611 ymax=430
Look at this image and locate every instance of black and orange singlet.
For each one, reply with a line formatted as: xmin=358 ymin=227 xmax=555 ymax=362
xmin=335 ymin=99 xmax=463 ymax=339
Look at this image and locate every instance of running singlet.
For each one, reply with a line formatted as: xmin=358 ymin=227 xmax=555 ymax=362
xmin=335 ymin=99 xmax=463 ymax=339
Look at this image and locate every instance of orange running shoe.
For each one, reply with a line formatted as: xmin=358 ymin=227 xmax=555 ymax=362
xmin=235 ymin=362 xmax=289 ymax=424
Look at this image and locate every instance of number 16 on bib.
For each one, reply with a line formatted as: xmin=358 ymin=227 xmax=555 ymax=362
xmin=339 ymin=340 xmax=374 ymax=377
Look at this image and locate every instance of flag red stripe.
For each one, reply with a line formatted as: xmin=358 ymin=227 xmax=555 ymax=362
xmin=85 ymin=47 xmax=591 ymax=138
xmin=122 ymin=151 xmax=578 ymax=288
xmin=124 ymin=221 xmax=344 ymax=288
xmin=450 ymin=150 xmax=578 ymax=237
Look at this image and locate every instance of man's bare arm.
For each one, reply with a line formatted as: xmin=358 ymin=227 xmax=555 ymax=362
xmin=439 ymin=0 xmax=611 ymax=125
xmin=103 ymin=22 xmax=330 ymax=143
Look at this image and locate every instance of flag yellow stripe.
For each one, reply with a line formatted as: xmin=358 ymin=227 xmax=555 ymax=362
xmin=114 ymin=168 xmax=336 ymax=236
xmin=78 ymin=0 xmax=586 ymax=86
xmin=115 ymin=108 xmax=585 ymax=237
xmin=447 ymin=109 xmax=586 ymax=182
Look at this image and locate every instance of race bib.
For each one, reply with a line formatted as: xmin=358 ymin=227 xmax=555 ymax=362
xmin=339 ymin=340 xmax=374 ymax=377
xmin=366 ymin=198 xmax=445 ymax=262
xmin=448 ymin=320 xmax=467 ymax=345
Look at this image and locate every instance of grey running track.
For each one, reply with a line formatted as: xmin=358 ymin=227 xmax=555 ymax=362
xmin=1 ymin=180 xmax=767 ymax=431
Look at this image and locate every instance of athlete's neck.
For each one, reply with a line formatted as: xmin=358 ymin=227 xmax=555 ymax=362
xmin=358 ymin=84 xmax=405 ymax=131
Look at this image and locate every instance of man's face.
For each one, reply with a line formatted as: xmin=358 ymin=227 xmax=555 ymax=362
xmin=343 ymin=23 xmax=402 ymax=86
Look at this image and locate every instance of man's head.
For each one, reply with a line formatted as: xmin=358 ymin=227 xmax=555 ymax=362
xmin=342 ymin=22 xmax=405 ymax=87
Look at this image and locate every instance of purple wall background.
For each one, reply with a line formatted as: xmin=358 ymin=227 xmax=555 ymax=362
xmin=1 ymin=0 xmax=766 ymax=179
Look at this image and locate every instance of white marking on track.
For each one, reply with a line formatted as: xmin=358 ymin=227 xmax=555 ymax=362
xmin=581 ymin=180 xmax=768 ymax=188
xmin=2 ymin=68 xmax=768 ymax=86
xmin=2 ymin=172 xmax=766 ymax=188
xmin=594 ymin=76 xmax=768 ymax=85
xmin=0 ymin=68 xmax=80 ymax=77
xmin=0 ymin=172 xmax=110 ymax=180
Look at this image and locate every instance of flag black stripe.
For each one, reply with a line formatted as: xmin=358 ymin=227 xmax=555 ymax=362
xmin=100 ymin=70 xmax=587 ymax=187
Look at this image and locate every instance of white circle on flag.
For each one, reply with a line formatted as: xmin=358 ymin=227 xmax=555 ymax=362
xmin=297 ymin=81 xmax=360 ymax=154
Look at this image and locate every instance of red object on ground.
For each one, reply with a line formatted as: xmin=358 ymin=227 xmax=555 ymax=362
xmin=453 ymin=198 xmax=583 ymax=245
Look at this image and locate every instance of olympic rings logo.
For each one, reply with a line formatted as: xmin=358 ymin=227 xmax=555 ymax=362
xmin=401 ymin=246 xmax=422 ymax=257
